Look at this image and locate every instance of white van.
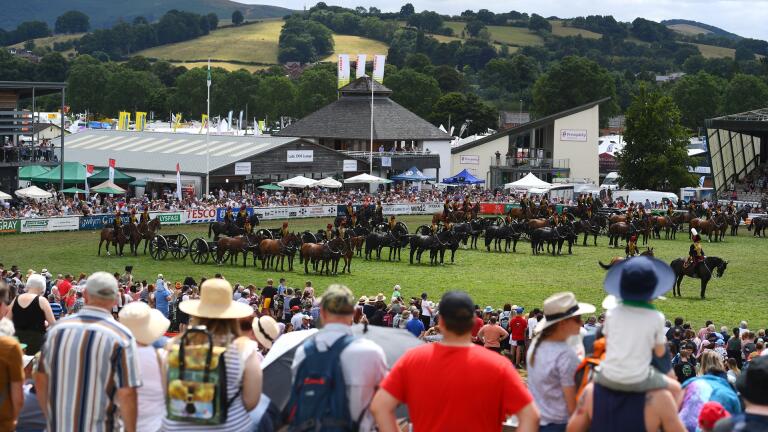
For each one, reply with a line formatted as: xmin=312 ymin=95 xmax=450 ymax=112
xmin=612 ymin=190 xmax=679 ymax=207
xmin=600 ymin=172 xmax=620 ymax=191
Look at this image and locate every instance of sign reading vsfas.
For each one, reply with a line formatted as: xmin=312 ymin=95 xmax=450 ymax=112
xmin=287 ymin=150 xmax=313 ymax=163
xmin=560 ymin=129 xmax=588 ymax=142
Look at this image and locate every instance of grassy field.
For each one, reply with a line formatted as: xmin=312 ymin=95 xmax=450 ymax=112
xmin=138 ymin=19 xmax=388 ymax=67
xmin=169 ymin=61 xmax=270 ymax=73
xmin=550 ymin=21 xmax=602 ymax=39
xmin=8 ymin=33 xmax=84 ymax=50
xmin=442 ymin=22 xmax=544 ymax=47
xmin=668 ymin=24 xmax=712 ymax=36
xmin=688 ymin=43 xmax=737 ymax=59
xmin=3 ymin=215 xmax=767 ymax=328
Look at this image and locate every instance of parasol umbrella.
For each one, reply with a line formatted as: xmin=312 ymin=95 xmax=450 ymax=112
xmin=90 ymin=180 xmax=127 ymax=195
xmin=343 ymin=173 xmax=393 ymax=184
xmin=60 ymin=187 xmax=88 ymax=194
xmin=277 ymin=175 xmax=316 ymax=188
xmin=258 ymin=183 xmax=284 ymax=191
xmin=15 ymin=185 xmax=53 ymax=199
xmin=311 ymin=177 xmax=343 ymax=189
xmin=261 ymin=324 xmax=422 ymax=411
xmin=0 ymin=190 xmax=11 ymax=200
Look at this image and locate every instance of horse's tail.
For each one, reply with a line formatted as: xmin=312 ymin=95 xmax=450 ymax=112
xmin=598 ymin=261 xmax=612 ymax=270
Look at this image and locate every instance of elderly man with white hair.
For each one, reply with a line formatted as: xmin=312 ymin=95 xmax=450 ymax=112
xmin=6 ymin=273 xmax=56 ymax=354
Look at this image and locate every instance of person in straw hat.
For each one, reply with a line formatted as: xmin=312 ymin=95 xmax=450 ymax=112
xmin=252 ymin=315 xmax=280 ymax=355
xmin=119 ymin=302 xmax=170 ymax=432
xmin=160 ymin=278 xmax=262 ymax=431
xmin=526 ymin=292 xmax=595 ymax=430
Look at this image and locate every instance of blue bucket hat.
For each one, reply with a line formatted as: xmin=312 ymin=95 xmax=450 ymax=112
xmin=604 ymin=256 xmax=674 ymax=302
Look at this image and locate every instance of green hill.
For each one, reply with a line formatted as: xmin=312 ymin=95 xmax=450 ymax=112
xmin=662 ymin=19 xmax=741 ymax=39
xmin=0 ymin=0 xmax=292 ymax=30
xmin=137 ymin=19 xmax=389 ymax=67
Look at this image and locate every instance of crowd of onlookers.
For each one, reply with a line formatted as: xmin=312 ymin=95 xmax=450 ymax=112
xmin=0 ymin=258 xmax=767 ymax=431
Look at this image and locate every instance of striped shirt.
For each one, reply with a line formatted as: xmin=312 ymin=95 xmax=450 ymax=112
xmin=49 ymin=302 xmax=63 ymax=319
xmin=39 ymin=306 xmax=141 ymax=432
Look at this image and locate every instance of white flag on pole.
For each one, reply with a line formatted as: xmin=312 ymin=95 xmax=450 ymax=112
xmin=176 ymin=163 xmax=182 ymax=201
xmin=108 ymin=159 xmax=115 ymax=183
xmin=373 ymin=55 xmax=386 ymax=82
xmin=238 ymin=110 xmax=243 ymax=131
xmin=338 ymin=54 xmax=351 ymax=88
xmin=356 ymin=54 xmax=367 ymax=79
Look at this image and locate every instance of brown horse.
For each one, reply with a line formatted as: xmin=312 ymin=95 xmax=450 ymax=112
xmin=691 ymin=215 xmax=726 ymax=242
xmin=216 ymin=233 xmax=260 ymax=266
xmin=98 ymin=226 xmax=129 ymax=256
xmin=432 ymin=210 xmax=465 ymax=224
xmin=598 ymin=247 xmax=655 ymax=269
xmin=301 ymin=241 xmax=337 ymax=275
xmin=137 ymin=218 xmax=161 ymax=254
xmin=341 ymin=237 xmax=355 ymax=273
xmin=259 ymin=233 xmax=301 ymax=271
xmin=508 ymin=206 xmax=534 ymax=220
xmin=349 ymin=235 xmax=365 ymax=257
xmin=123 ymin=223 xmax=142 ymax=255
xmin=652 ymin=216 xmax=669 ymax=239
xmin=527 ymin=218 xmax=549 ymax=233
xmin=607 ymin=222 xmax=632 ymax=247
xmin=609 ymin=213 xmax=627 ymax=225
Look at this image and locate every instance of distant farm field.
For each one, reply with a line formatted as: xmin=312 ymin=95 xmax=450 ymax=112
xmin=688 ymin=42 xmax=736 ymax=59
xmin=550 ymin=21 xmax=602 ymax=39
xmin=138 ymin=19 xmax=388 ymax=67
xmin=2 ymin=215 xmax=767 ymax=328
xmin=169 ymin=61 xmax=270 ymax=73
xmin=668 ymin=24 xmax=712 ymax=36
xmin=8 ymin=33 xmax=84 ymax=50
xmin=442 ymin=21 xmax=544 ymax=47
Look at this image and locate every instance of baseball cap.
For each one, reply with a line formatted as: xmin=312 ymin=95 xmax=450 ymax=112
xmin=683 ymin=341 xmax=697 ymax=351
xmin=438 ymin=291 xmax=474 ymax=326
xmin=290 ymin=305 xmax=300 ymax=312
xmin=85 ymin=272 xmax=119 ymax=300
xmin=737 ymin=355 xmax=768 ymax=404
xmin=698 ymin=401 xmax=730 ymax=429
xmin=320 ymin=284 xmax=355 ymax=315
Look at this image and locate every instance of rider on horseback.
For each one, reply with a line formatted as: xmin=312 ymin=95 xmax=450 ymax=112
xmin=113 ymin=208 xmax=123 ymax=242
xmin=140 ymin=206 xmax=151 ymax=224
xmin=129 ymin=208 xmax=138 ymax=225
xmin=520 ymin=194 xmax=528 ymax=210
xmin=389 ymin=215 xmax=397 ymax=232
xmin=667 ymin=203 xmax=675 ymax=217
xmin=685 ymin=228 xmax=705 ymax=269
xmin=727 ymin=200 xmax=736 ymax=215
xmin=375 ymin=200 xmax=383 ymax=221
xmin=325 ymin=223 xmax=334 ymax=241
xmin=338 ymin=220 xmax=347 ymax=239
xmin=224 ymin=206 xmax=234 ymax=224
xmin=243 ymin=219 xmax=252 ymax=234
xmin=346 ymin=202 xmax=355 ymax=226
xmin=625 ymin=234 xmax=639 ymax=258
xmin=281 ymin=222 xmax=289 ymax=238
xmin=236 ymin=204 xmax=248 ymax=227
xmin=551 ymin=212 xmax=560 ymax=226
xmin=430 ymin=220 xmax=438 ymax=235
xmin=443 ymin=198 xmax=451 ymax=221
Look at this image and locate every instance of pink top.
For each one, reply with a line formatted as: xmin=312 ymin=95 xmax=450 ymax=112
xmin=477 ymin=324 xmax=509 ymax=348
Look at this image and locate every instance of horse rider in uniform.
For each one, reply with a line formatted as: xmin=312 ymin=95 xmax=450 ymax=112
xmin=688 ymin=200 xmax=697 ymax=216
xmin=685 ymin=228 xmax=705 ymax=269
xmin=375 ymin=200 xmax=383 ymax=222
xmin=667 ymin=202 xmax=676 ymax=217
xmin=325 ymin=223 xmax=334 ymax=241
xmin=520 ymin=194 xmax=529 ymax=211
xmin=586 ymin=193 xmax=594 ymax=209
xmin=551 ymin=211 xmax=560 ymax=226
xmin=224 ymin=206 xmax=234 ymax=224
xmin=338 ymin=220 xmax=347 ymax=240
xmin=443 ymin=198 xmax=452 ymax=222
xmin=389 ymin=215 xmax=397 ymax=232
xmin=637 ymin=204 xmax=646 ymax=221
xmin=129 ymin=208 xmax=138 ymax=225
xmin=243 ymin=219 xmax=252 ymax=234
xmin=278 ymin=221 xmax=288 ymax=238
xmin=113 ymin=208 xmax=123 ymax=242
xmin=625 ymin=234 xmax=639 ymax=258
xmin=140 ymin=206 xmax=151 ymax=224
xmin=236 ymin=205 xmax=248 ymax=227
xmin=346 ymin=202 xmax=355 ymax=226
xmin=706 ymin=205 xmax=713 ymax=220
xmin=430 ymin=220 xmax=439 ymax=235
xmin=727 ymin=200 xmax=736 ymax=215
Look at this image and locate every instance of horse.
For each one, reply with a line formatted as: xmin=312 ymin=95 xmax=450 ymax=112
xmin=208 ymin=214 xmax=259 ymax=241
xmin=669 ymin=256 xmax=728 ymax=299
xmin=633 ymin=215 xmax=653 ymax=245
xmin=301 ymin=242 xmax=326 ymax=273
xmin=216 ymin=233 xmax=261 ymax=266
xmin=607 ymin=222 xmax=633 ymax=248
xmin=484 ymin=223 xmax=522 ymax=253
xmin=598 ymin=247 xmax=655 ymax=269
xmin=574 ymin=216 xmax=603 ymax=246
xmin=341 ymin=237 xmax=355 ymax=273
xmin=98 ymin=226 xmax=130 ymax=256
xmin=749 ymin=216 xmax=768 ymax=237
xmin=651 ymin=216 xmax=669 ymax=240
xmin=608 ymin=213 xmax=627 ymax=225
xmin=137 ymin=218 xmax=162 ymax=254
xmin=692 ymin=214 xmax=726 ymax=242
xmin=259 ymin=232 xmax=301 ymax=271
xmin=123 ymin=222 xmax=142 ymax=255
xmin=467 ymin=218 xmax=491 ymax=249
xmin=727 ymin=207 xmax=750 ymax=236
xmin=508 ymin=206 xmax=533 ymax=220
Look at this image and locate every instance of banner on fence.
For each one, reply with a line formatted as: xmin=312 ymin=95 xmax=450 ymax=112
xmin=154 ymin=212 xmax=182 ymax=224
xmin=0 ymin=219 xmax=20 ymax=234
xmin=21 ymin=217 xmax=79 ymax=233
xmin=184 ymin=208 xmax=218 ymax=224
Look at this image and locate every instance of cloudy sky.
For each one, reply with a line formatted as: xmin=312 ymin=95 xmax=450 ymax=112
xmin=244 ymin=0 xmax=768 ymax=40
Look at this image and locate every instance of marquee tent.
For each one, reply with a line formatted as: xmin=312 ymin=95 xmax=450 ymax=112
xmin=30 ymin=162 xmax=87 ymax=184
xmin=15 ymin=185 xmax=53 ymax=199
xmin=504 ymin=172 xmax=553 ymax=190
xmin=18 ymin=165 xmax=50 ymax=181
xmin=442 ymin=169 xmax=485 ymax=185
xmin=90 ymin=180 xmax=126 ymax=195
xmin=277 ymin=176 xmax=316 ymax=188
xmin=88 ymin=167 xmax=136 ymax=183
xmin=311 ymin=177 xmax=343 ymax=188
xmin=391 ymin=166 xmax=435 ymax=182
xmin=344 ymin=173 xmax=392 ymax=184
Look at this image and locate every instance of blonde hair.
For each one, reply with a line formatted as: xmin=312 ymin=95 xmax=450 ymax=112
xmin=190 ymin=317 xmax=241 ymax=345
xmin=699 ymin=350 xmax=725 ymax=375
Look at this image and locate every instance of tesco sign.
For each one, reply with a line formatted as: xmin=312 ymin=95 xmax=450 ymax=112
xmin=185 ymin=208 xmax=217 ymax=224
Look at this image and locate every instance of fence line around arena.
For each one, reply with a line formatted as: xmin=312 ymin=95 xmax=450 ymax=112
xmin=2 ymin=202 xmax=764 ymax=235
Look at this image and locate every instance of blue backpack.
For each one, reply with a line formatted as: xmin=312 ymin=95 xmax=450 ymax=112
xmin=287 ymin=335 xmax=357 ymax=432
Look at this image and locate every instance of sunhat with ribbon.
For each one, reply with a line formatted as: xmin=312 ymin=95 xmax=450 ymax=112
xmin=179 ymin=278 xmax=253 ymax=319
xmin=252 ymin=315 xmax=280 ymax=349
xmin=119 ymin=302 xmax=170 ymax=345
xmin=603 ymin=256 xmax=674 ymax=302
xmin=534 ymin=292 xmax=596 ymax=334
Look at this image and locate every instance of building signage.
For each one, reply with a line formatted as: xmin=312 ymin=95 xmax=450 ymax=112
xmin=287 ymin=150 xmax=313 ymax=163
xmin=560 ymin=129 xmax=588 ymax=142
xmin=381 ymin=156 xmax=391 ymax=167
xmin=460 ymin=155 xmax=480 ymax=165
xmin=343 ymin=160 xmax=358 ymax=172
xmin=0 ymin=219 xmax=20 ymax=234
xmin=21 ymin=217 xmax=79 ymax=233
xmin=155 ymin=212 xmax=182 ymax=224
xmin=184 ymin=208 xmax=217 ymax=224
xmin=234 ymin=162 xmax=251 ymax=175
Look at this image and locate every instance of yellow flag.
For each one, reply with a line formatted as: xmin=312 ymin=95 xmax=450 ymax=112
xmin=135 ymin=112 xmax=147 ymax=131
xmin=258 ymin=120 xmax=265 ymax=133
xmin=118 ymin=112 xmax=130 ymax=130
xmin=200 ymin=114 xmax=208 ymax=133
xmin=173 ymin=113 xmax=183 ymax=131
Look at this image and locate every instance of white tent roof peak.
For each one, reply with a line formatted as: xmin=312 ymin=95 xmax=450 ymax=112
xmin=504 ymin=172 xmax=553 ymax=190
xmin=277 ymin=175 xmax=316 ymax=188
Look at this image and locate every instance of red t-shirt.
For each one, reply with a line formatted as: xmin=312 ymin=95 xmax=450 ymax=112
xmin=509 ymin=316 xmax=527 ymax=341
xmin=471 ymin=316 xmax=484 ymax=337
xmin=57 ymin=279 xmax=72 ymax=297
xmin=380 ymin=343 xmax=532 ymax=432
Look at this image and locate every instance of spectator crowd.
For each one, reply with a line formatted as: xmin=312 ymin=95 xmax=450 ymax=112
xmin=0 ymin=257 xmax=766 ymax=431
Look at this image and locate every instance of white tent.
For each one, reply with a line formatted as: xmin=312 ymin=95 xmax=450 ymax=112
xmin=14 ymin=185 xmax=53 ymax=199
xmin=344 ymin=173 xmax=393 ymax=184
xmin=504 ymin=172 xmax=553 ymax=190
xmin=0 ymin=190 xmax=11 ymax=200
xmin=311 ymin=177 xmax=343 ymax=189
xmin=277 ymin=175 xmax=316 ymax=188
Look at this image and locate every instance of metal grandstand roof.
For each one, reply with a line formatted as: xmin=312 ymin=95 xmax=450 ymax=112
xmin=706 ymin=107 xmax=768 ymax=133
xmin=63 ymin=130 xmax=300 ymax=174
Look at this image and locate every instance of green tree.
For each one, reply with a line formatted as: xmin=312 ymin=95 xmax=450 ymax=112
xmin=734 ymin=46 xmax=755 ymax=62
xmin=384 ymin=68 xmax=442 ymax=118
xmin=532 ymin=56 xmax=619 ymax=125
xmin=55 ymin=11 xmax=90 ymax=34
xmin=103 ymin=66 xmax=163 ymax=115
xmin=429 ymin=92 xmax=497 ymax=136
xmin=36 ymin=52 xmax=68 ymax=82
xmin=125 ymin=55 xmax=152 ymax=71
xmin=67 ymin=55 xmax=109 ymax=113
xmin=254 ymin=75 xmax=297 ymax=120
xmin=232 ymin=10 xmax=244 ymax=26
xmin=528 ymin=14 xmax=552 ymax=33
xmin=722 ymin=74 xmax=768 ymax=114
xmin=407 ymin=11 xmax=443 ymax=33
xmin=466 ymin=20 xmax=486 ymax=38
xmin=616 ymin=83 xmax=696 ymax=191
xmin=432 ymin=65 xmax=465 ymax=93
xmin=207 ymin=13 xmax=219 ymax=31
xmin=399 ymin=3 xmax=415 ymax=18
xmin=297 ymin=66 xmax=336 ymax=116
xmin=403 ymin=53 xmax=431 ymax=73
xmin=669 ymin=72 xmax=725 ymax=130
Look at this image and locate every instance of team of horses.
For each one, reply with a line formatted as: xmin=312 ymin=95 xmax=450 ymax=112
xmin=98 ymin=218 xmax=162 ymax=256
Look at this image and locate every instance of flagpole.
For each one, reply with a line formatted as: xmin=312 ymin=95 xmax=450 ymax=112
xmin=206 ymin=59 xmax=211 ymax=198
xmin=369 ymin=75 xmax=374 ymax=175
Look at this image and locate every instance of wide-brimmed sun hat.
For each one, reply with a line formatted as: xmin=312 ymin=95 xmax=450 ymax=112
xmin=119 ymin=302 xmax=170 ymax=345
xmin=604 ymin=256 xmax=674 ymax=302
xmin=252 ymin=315 xmax=280 ymax=349
xmin=179 ymin=278 xmax=253 ymax=319
xmin=534 ymin=292 xmax=595 ymax=334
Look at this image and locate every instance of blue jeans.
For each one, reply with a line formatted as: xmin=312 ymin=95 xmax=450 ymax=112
xmin=540 ymin=424 xmax=567 ymax=432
